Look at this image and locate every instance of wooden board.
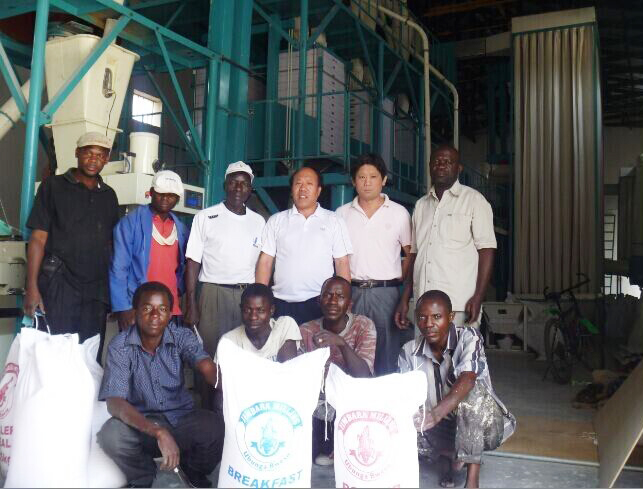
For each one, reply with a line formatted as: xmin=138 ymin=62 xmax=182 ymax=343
xmin=595 ymin=360 xmax=643 ymax=488
xmin=499 ymin=415 xmax=598 ymax=462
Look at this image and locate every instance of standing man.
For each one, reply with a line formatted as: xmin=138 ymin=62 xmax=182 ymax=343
xmin=184 ymin=161 xmax=264 ymax=408
xmin=336 ymin=153 xmax=412 ymax=375
xmin=23 ymin=132 xmax=119 ymax=354
xmin=110 ymin=171 xmax=189 ymax=330
xmin=256 ymin=166 xmax=353 ymax=325
xmin=395 ymin=145 xmax=496 ymax=329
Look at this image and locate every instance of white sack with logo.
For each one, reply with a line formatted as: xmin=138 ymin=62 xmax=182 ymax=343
xmin=217 ymin=338 xmax=329 ymax=488
xmin=326 ymin=365 xmax=427 ymax=488
xmin=82 ymin=335 xmax=127 ymax=488
xmin=5 ymin=328 xmax=95 ymax=488
xmin=0 ymin=334 xmax=21 ymax=478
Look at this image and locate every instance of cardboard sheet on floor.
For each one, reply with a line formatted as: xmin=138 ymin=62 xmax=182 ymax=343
xmin=594 ymin=360 xmax=643 ymax=488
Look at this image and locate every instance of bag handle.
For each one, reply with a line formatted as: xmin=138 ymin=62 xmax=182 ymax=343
xmin=21 ymin=309 xmax=51 ymax=335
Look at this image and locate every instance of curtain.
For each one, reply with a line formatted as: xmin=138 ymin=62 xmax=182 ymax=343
xmin=513 ymin=25 xmax=602 ymax=294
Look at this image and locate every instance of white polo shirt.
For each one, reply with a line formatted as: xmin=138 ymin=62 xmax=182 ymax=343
xmin=336 ymin=194 xmax=412 ymax=280
xmin=186 ymin=202 xmax=265 ymax=284
xmin=261 ymin=204 xmax=353 ymax=302
xmin=411 ymin=180 xmax=496 ymax=310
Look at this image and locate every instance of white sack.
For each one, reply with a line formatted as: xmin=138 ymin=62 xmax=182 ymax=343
xmin=0 ymin=335 xmax=21 ymax=478
xmin=326 ymin=365 xmax=427 ymax=488
xmin=217 ymin=338 xmax=329 ymax=488
xmin=5 ymin=329 xmax=95 ymax=488
xmin=81 ymin=335 xmax=127 ymax=489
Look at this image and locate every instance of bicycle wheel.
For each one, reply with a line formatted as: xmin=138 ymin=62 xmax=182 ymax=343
xmin=544 ymin=318 xmax=573 ymax=384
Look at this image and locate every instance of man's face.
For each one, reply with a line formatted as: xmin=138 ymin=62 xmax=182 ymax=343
xmin=429 ymin=147 xmax=461 ymax=188
xmin=241 ymin=295 xmax=274 ymax=332
xmin=416 ymin=298 xmax=454 ymax=346
xmin=224 ymin=172 xmax=252 ymax=208
xmin=320 ymin=280 xmax=352 ymax=322
xmin=136 ymin=291 xmax=172 ymax=339
xmin=353 ymin=164 xmax=387 ymax=200
xmin=75 ymin=145 xmax=110 ymax=178
xmin=291 ymin=168 xmax=322 ymax=210
xmin=150 ymin=189 xmax=179 ymax=214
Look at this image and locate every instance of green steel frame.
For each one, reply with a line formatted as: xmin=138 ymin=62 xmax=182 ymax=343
xmin=0 ymin=0 xmax=458 ymax=237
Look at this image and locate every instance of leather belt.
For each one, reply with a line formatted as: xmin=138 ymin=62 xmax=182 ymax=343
xmin=351 ymin=279 xmax=402 ymax=289
xmin=215 ymin=283 xmax=250 ymax=290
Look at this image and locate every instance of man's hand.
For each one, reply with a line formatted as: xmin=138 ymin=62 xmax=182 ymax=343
xmin=184 ymin=298 xmax=200 ymax=326
xmin=155 ymin=427 xmax=180 ymax=471
xmin=312 ymin=330 xmax=345 ymax=348
xmin=394 ymin=299 xmax=410 ymax=330
xmin=23 ymin=286 xmax=45 ymax=317
xmin=413 ymin=404 xmax=444 ymax=432
xmin=117 ymin=309 xmax=136 ymax=331
xmin=464 ymin=294 xmax=483 ymax=324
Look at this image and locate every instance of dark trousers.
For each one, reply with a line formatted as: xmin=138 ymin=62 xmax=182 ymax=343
xmin=312 ymin=416 xmax=334 ymax=459
xmin=38 ymin=268 xmax=108 ymax=360
xmin=97 ymin=409 xmax=224 ymax=487
xmin=351 ymin=286 xmax=401 ymax=375
xmin=274 ymin=296 xmax=322 ymax=325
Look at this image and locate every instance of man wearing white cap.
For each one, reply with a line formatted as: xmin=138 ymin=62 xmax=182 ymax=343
xmin=110 ymin=170 xmax=189 ymax=331
xmin=185 ymin=161 xmax=265 ymax=408
xmin=24 ymin=131 xmax=119 ymax=357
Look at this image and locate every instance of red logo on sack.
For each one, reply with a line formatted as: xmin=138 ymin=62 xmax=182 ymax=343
xmin=0 ymin=364 xmax=19 ymax=420
xmin=337 ymin=410 xmax=398 ymax=482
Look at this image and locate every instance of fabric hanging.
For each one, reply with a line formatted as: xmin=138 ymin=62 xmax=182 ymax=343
xmin=513 ymin=25 xmax=602 ymax=294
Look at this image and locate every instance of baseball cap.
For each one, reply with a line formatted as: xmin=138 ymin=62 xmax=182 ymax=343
xmin=152 ymin=170 xmax=184 ymax=197
xmin=76 ymin=131 xmax=112 ymax=149
xmin=225 ymin=161 xmax=254 ymax=182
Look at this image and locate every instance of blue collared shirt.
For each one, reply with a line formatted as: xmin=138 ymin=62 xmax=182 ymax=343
xmin=99 ymin=323 xmax=210 ymax=425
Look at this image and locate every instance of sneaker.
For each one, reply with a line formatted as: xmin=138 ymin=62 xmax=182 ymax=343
xmin=314 ymin=453 xmax=334 ymax=466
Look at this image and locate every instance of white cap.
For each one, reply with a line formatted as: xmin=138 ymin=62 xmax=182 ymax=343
xmin=76 ymin=131 xmax=112 ymax=149
xmin=225 ymin=161 xmax=254 ymax=182
xmin=152 ymin=170 xmax=184 ymax=197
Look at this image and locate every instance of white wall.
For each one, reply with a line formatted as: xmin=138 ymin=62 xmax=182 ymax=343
xmin=603 ymin=126 xmax=643 ymax=184
xmin=0 ymin=67 xmax=48 ymax=232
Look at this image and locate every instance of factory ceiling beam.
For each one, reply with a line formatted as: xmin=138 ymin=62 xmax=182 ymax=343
xmin=422 ymin=0 xmax=516 ymax=18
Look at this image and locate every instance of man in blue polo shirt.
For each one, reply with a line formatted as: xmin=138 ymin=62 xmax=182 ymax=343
xmin=97 ymin=282 xmax=223 ymax=488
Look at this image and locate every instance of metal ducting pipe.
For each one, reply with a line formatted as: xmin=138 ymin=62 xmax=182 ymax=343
xmin=0 ymin=80 xmax=30 ymax=142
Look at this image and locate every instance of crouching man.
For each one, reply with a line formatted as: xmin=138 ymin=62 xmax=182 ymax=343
xmin=399 ymin=290 xmax=515 ymax=488
xmin=98 ymin=282 xmax=224 ymax=488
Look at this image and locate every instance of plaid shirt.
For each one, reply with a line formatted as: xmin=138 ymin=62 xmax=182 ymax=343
xmin=398 ymin=324 xmax=507 ymax=420
xmin=99 ymin=323 xmax=209 ymax=426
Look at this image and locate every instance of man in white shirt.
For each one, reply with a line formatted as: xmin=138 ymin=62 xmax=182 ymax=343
xmin=336 ymin=153 xmax=412 ymax=375
xmin=184 ymin=161 xmax=265 ymax=408
xmin=256 ymin=166 xmax=353 ymax=325
xmin=395 ymin=146 xmax=496 ymax=329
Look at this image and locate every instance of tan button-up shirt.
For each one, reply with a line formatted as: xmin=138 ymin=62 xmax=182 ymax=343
xmin=410 ymin=180 xmax=496 ymax=310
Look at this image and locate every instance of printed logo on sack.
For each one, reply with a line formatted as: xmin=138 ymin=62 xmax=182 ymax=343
xmin=237 ymin=401 xmax=302 ymax=471
xmin=0 ymin=364 xmax=19 ymax=420
xmin=337 ymin=410 xmax=398 ymax=482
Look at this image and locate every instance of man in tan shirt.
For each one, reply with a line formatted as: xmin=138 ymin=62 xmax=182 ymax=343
xmin=395 ymin=145 xmax=496 ymax=329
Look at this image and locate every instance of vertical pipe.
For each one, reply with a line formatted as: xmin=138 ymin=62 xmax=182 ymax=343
xmin=376 ymin=40 xmax=384 ymax=155
xmin=20 ymin=0 xmax=49 ymax=237
xmin=295 ymin=0 xmax=308 ymax=165
xmin=204 ymin=1 xmax=221 ymax=204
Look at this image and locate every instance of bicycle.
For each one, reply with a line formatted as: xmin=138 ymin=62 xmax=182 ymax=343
xmin=542 ymin=273 xmax=603 ymax=384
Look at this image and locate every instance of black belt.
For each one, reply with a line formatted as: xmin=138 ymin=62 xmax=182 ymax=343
xmin=215 ymin=283 xmax=250 ymax=290
xmin=351 ymin=279 xmax=402 ymax=289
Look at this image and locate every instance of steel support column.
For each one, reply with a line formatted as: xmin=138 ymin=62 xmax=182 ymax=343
xmin=295 ymin=0 xmax=309 ymax=163
xmin=227 ymin=0 xmax=253 ymax=160
xmin=263 ymin=14 xmax=281 ymax=176
xmin=19 ymin=0 xmax=49 ymax=236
